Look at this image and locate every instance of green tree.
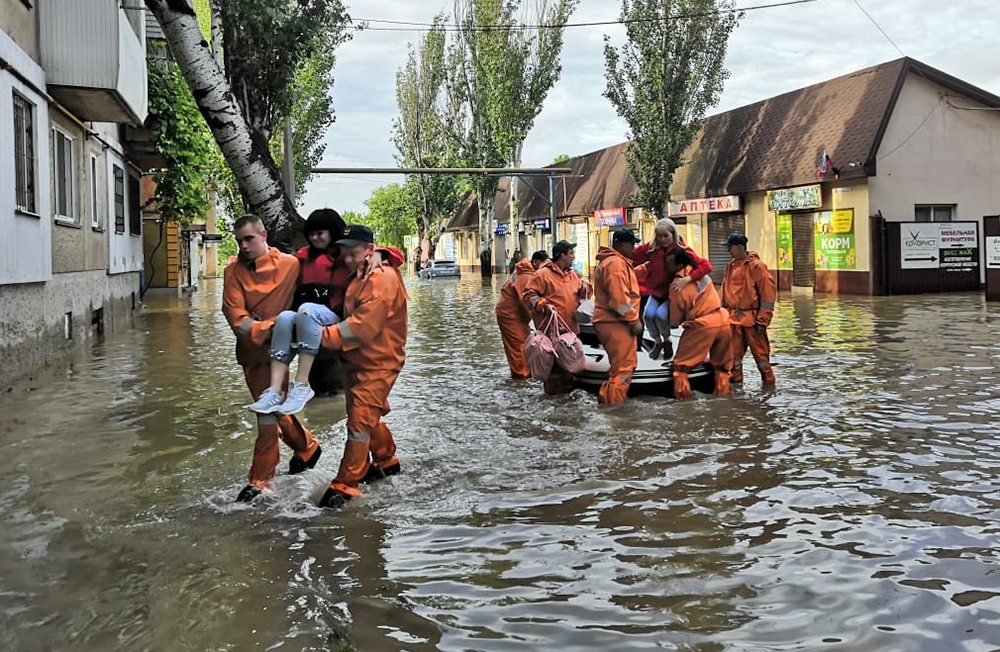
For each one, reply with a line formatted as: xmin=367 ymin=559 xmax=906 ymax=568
xmin=552 ymin=154 xmax=572 ymax=165
xmin=145 ymin=0 xmax=352 ymax=249
xmin=603 ymin=0 xmax=740 ymax=218
xmin=447 ymin=0 xmax=578 ymax=275
xmin=393 ymin=14 xmax=461 ymax=264
xmin=358 ymin=184 xmax=418 ymax=249
xmin=146 ymin=55 xmax=214 ymax=225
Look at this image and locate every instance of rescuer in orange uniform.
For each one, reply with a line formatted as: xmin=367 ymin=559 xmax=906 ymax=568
xmin=720 ymin=233 xmax=777 ymax=385
xmin=317 ymin=225 xmax=409 ymax=509
xmin=523 ymin=240 xmax=592 ymax=395
xmin=222 ymin=215 xmax=321 ymax=503
xmin=592 ymin=229 xmax=644 ymax=405
xmin=664 ymin=246 xmax=733 ymax=400
xmin=495 ymin=250 xmax=549 ymax=378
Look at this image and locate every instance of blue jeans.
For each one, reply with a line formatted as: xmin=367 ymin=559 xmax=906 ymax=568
xmin=270 ymin=302 xmax=340 ymax=363
xmin=644 ymin=296 xmax=670 ymax=341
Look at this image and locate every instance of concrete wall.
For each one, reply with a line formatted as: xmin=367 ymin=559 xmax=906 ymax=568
xmin=0 ymin=0 xmax=38 ymax=62
xmin=0 ymin=269 xmax=139 ymax=389
xmin=870 ymin=71 xmax=1000 ymax=282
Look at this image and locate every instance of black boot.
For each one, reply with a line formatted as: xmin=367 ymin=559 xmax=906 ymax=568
xmin=288 ymin=445 xmax=322 ymax=475
xmin=661 ymin=340 xmax=674 ymax=360
xmin=318 ymin=487 xmax=351 ymax=509
xmin=649 ymin=342 xmax=663 ymax=359
xmin=235 ymin=485 xmax=262 ymax=503
xmin=360 ymin=462 xmax=401 ymax=485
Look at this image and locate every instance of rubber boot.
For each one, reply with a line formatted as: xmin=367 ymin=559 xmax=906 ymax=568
xmin=673 ymin=370 xmax=692 ymax=400
xmin=731 ymin=365 xmax=744 ymax=383
xmin=288 ymin=445 xmax=322 ymax=475
xmin=761 ymin=365 xmax=776 ymax=386
xmin=714 ymin=369 xmax=731 ymax=396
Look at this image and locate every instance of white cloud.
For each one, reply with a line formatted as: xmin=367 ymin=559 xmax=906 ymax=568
xmin=302 ymin=0 xmax=999 ymax=215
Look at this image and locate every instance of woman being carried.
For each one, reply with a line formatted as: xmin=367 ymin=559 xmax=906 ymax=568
xmin=631 ymin=217 xmax=713 ymax=359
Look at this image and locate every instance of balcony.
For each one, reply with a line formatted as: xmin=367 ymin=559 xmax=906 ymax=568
xmin=40 ymin=0 xmax=148 ymax=125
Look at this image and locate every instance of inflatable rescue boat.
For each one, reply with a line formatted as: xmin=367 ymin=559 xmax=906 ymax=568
xmin=574 ymin=323 xmax=716 ymax=397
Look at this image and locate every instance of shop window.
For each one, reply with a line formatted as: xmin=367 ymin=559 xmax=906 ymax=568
xmin=13 ymin=90 xmax=37 ymax=214
xmin=915 ymin=205 xmax=953 ymax=222
xmin=52 ymin=126 xmax=77 ymax=224
xmin=113 ymin=165 xmax=125 ymax=234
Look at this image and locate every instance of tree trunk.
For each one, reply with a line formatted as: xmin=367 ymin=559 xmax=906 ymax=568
xmin=477 ymin=185 xmax=494 ymax=277
xmin=144 ymin=0 xmax=301 ymax=249
xmin=208 ymin=0 xmax=223 ymax=69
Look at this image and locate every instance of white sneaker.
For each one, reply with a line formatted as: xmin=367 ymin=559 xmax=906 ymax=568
xmin=248 ymin=387 xmax=285 ymax=414
xmin=278 ymin=381 xmax=315 ymax=414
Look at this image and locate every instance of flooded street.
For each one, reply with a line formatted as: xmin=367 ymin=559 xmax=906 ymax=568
xmin=2 ymin=276 xmax=1000 ymax=651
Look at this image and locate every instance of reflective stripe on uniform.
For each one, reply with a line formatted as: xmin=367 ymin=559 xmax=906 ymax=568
xmin=615 ymin=303 xmax=631 ymax=316
xmin=348 ymin=430 xmax=370 ymax=441
xmin=757 ymin=359 xmax=771 ymax=370
xmin=339 ymin=320 xmax=357 ymax=342
xmin=760 ymin=301 xmax=774 ymax=309
xmin=696 ymin=276 xmax=711 ymax=292
xmin=258 ymin=414 xmax=279 ymax=426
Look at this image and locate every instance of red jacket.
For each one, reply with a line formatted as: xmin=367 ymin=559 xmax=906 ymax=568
xmin=632 ymin=242 xmax=712 ymax=299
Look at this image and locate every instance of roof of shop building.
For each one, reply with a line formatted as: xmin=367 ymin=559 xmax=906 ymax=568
xmin=447 ymin=56 xmax=1000 ymax=227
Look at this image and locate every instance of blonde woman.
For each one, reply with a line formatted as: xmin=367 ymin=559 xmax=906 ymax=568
xmin=631 ymin=218 xmax=713 ymax=359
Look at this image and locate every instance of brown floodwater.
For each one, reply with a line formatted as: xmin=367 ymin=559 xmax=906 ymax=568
xmin=2 ymin=276 xmax=1000 ymax=651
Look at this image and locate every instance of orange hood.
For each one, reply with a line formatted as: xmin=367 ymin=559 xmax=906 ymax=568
xmin=596 ymin=246 xmax=628 ymax=263
xmin=514 ymin=258 xmax=535 ymax=275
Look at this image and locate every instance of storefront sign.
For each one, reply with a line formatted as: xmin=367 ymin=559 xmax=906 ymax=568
xmin=594 ymin=207 xmax=626 ymax=227
xmin=768 ymin=185 xmax=822 ymax=212
xmin=986 ymin=236 xmax=1000 ymax=269
xmin=900 ymin=222 xmax=979 ymax=270
xmin=814 ymin=209 xmax=856 ymax=270
xmin=533 ymin=217 xmax=551 ymax=230
xmin=573 ymin=223 xmax=590 ymax=274
xmin=668 ymin=195 xmax=741 ymax=216
xmin=495 ymin=223 xmax=508 ymax=236
xmin=776 ymin=213 xmax=793 ymax=270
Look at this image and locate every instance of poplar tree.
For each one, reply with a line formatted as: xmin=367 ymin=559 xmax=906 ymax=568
xmin=603 ymin=0 xmax=740 ymax=218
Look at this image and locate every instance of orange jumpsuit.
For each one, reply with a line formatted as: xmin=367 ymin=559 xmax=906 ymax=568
xmin=721 ymin=252 xmax=776 ymax=385
xmin=668 ymin=272 xmax=732 ymax=399
xmin=592 ymin=247 xmax=641 ymax=405
xmin=495 ymin=259 xmax=536 ymax=378
xmin=222 ymin=248 xmax=320 ymax=489
xmin=321 ymin=257 xmax=408 ymax=497
xmin=523 ymin=261 xmax=591 ymax=395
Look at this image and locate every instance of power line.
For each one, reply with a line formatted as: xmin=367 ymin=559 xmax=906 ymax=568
xmin=354 ymin=0 xmax=824 ymax=32
xmin=851 ymin=0 xmax=904 ymax=56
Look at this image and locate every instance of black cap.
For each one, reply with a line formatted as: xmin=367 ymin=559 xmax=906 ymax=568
xmin=612 ymin=228 xmax=641 ymax=244
xmin=336 ymin=224 xmax=375 ymax=246
xmin=552 ymin=240 xmax=576 ymax=259
xmin=530 ymin=249 xmax=550 ymax=262
xmin=722 ymin=233 xmax=748 ymax=247
xmin=303 ymin=208 xmax=344 ymax=237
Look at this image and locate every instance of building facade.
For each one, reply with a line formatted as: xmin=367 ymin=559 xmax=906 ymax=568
xmin=1 ymin=0 xmax=149 ymax=388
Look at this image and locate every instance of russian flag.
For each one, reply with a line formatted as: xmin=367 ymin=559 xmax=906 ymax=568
xmin=818 ymin=150 xmax=833 ymax=177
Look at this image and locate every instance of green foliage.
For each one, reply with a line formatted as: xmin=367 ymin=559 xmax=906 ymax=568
xmin=146 ymin=60 xmax=214 ymax=225
xmin=552 ymin=154 xmax=571 ymax=165
xmin=393 ymin=15 xmax=462 ymax=260
xmin=603 ymin=0 xmax=740 ymax=217
xmin=447 ymin=0 xmax=578 ymax=252
xmin=357 ymin=184 xmax=419 ymax=249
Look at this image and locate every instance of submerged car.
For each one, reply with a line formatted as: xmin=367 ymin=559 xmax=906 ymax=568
xmin=418 ymin=260 xmax=461 ymax=279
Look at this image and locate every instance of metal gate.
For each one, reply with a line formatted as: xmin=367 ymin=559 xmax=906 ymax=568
xmin=792 ymin=213 xmax=815 ymax=287
xmin=707 ymin=213 xmax=745 ymax=283
xmin=882 ymin=221 xmax=980 ymax=294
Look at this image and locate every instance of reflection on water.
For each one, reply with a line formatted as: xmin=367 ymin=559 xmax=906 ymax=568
xmin=2 ymin=278 xmax=1000 ymax=651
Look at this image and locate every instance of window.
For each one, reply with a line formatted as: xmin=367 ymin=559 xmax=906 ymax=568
xmin=128 ymin=174 xmax=141 ymax=236
xmin=13 ymin=91 xmax=37 ymax=214
xmin=52 ymin=127 xmax=77 ymax=223
xmin=113 ymin=165 xmax=125 ymax=233
xmin=90 ymin=154 xmax=102 ymax=230
xmin=915 ymin=205 xmax=953 ymax=222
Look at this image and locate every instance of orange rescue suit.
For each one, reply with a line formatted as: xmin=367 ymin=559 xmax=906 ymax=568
xmin=321 ymin=257 xmax=409 ymax=497
xmin=523 ymin=261 xmax=592 ymax=395
xmin=721 ymin=252 xmax=776 ymax=384
xmin=495 ymin=259 xmax=537 ymax=378
xmin=668 ymin=271 xmax=732 ymax=399
xmin=222 ymin=248 xmax=319 ymax=488
xmin=592 ymin=246 xmax=641 ymax=405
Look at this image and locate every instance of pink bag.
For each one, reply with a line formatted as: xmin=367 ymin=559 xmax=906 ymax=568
xmin=524 ymin=320 xmax=556 ymax=381
xmin=550 ymin=311 xmax=586 ymax=374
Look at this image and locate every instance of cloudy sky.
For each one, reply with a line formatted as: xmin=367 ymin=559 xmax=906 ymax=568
xmin=300 ymin=0 xmax=998 ymax=215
